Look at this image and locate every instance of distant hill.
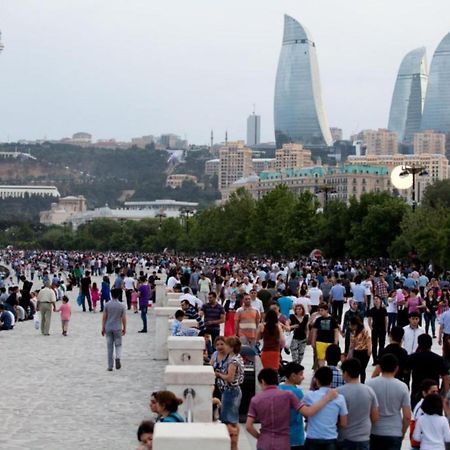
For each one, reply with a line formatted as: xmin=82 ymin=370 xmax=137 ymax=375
xmin=0 ymin=143 xmax=219 ymax=222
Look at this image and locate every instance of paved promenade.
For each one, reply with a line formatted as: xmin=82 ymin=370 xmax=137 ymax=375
xmin=0 ymin=285 xmax=166 ymax=450
xmin=1 ymin=281 xmax=431 ymax=449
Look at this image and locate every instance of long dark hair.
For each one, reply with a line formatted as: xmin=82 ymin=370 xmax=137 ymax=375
xmin=264 ymin=309 xmax=279 ymax=336
xmin=350 ymin=316 xmax=364 ymax=335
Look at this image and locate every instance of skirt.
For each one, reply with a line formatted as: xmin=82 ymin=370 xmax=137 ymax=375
xmin=261 ymin=350 xmax=280 ymax=370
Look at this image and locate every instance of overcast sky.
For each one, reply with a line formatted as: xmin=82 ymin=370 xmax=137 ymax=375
xmin=1 ymin=0 xmax=449 ymax=144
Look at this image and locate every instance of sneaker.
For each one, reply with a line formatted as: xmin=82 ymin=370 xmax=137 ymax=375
xmin=115 ymin=359 xmax=121 ymax=370
xmin=107 ymin=368 xmax=113 ymax=372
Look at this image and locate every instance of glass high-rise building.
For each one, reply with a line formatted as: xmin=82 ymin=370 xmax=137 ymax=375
xmin=246 ymin=113 xmax=261 ymax=146
xmin=274 ymin=15 xmax=332 ymax=149
xmin=421 ymin=32 xmax=450 ymax=135
xmin=387 ymin=47 xmax=428 ymax=144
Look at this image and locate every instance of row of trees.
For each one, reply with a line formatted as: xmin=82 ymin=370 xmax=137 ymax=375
xmin=2 ymin=181 xmax=450 ymax=268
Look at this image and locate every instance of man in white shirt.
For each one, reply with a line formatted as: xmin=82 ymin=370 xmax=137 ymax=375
xmin=250 ymin=289 xmax=265 ymax=321
xmin=179 ymin=288 xmax=203 ymax=310
xmin=294 ymin=287 xmax=311 ymax=314
xmin=166 ymin=273 xmax=179 ymax=291
xmin=124 ymin=274 xmax=136 ymax=311
xmin=198 ymin=273 xmax=212 ymax=303
xmin=403 ymin=312 xmax=425 ymax=354
xmin=308 ymin=281 xmax=323 ymax=313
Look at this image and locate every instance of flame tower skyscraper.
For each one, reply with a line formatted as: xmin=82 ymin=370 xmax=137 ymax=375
xmin=387 ymin=47 xmax=428 ymax=144
xmin=274 ymin=15 xmax=332 ymax=149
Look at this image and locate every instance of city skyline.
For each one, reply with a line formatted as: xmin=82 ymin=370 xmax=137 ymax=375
xmin=1 ymin=0 xmax=450 ymax=144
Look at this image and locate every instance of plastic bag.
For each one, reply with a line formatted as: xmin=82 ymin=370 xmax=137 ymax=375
xmin=33 ymin=314 xmax=40 ymax=330
xmin=76 ymin=294 xmax=83 ymax=306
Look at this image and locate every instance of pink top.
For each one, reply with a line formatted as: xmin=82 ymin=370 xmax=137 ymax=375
xmin=407 ymin=296 xmax=422 ymax=313
xmin=59 ymin=303 xmax=71 ymax=321
xmin=91 ymin=288 xmax=100 ymax=302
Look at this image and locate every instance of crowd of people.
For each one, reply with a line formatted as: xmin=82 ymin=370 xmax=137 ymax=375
xmin=2 ymin=249 xmax=450 ymax=449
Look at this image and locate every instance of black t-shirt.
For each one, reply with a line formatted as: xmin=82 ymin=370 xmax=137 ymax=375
xmin=290 ymin=314 xmax=309 ymax=340
xmin=80 ymin=276 xmax=91 ymax=292
xmin=367 ymin=307 xmax=388 ymax=330
xmin=313 ymin=315 xmax=338 ymax=343
xmin=407 ymin=351 xmax=447 ymax=396
xmin=378 ymin=343 xmax=408 ymax=382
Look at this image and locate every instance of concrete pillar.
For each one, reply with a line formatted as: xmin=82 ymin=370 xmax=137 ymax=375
xmin=153 ymin=423 xmax=230 ymax=450
xmin=167 ymin=292 xmax=180 ymax=301
xmin=165 ymin=365 xmax=215 ymax=423
xmin=153 ymin=307 xmax=179 ymax=360
xmin=155 ymin=279 xmax=167 ymax=307
xmin=167 ymin=336 xmax=205 ymax=365
xmin=167 ymin=298 xmax=181 ymax=307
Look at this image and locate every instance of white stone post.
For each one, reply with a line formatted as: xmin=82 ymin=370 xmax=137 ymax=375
xmin=167 ymin=336 xmax=205 ymax=365
xmin=153 ymin=423 xmax=230 ymax=450
xmin=165 ymin=365 xmax=215 ymax=423
xmin=153 ymin=307 xmax=179 ymax=360
xmin=155 ymin=279 xmax=167 ymax=307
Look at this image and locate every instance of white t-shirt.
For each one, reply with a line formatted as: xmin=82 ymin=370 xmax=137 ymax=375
xmin=413 ymin=414 xmax=450 ymax=450
xmin=308 ymin=288 xmax=322 ymax=306
xmin=179 ymin=293 xmax=203 ymax=309
xmin=363 ymin=280 xmax=373 ymax=296
xmin=386 ymin=297 xmax=397 ymax=313
xmin=124 ymin=277 xmax=135 ymax=290
xmin=294 ymin=296 xmax=311 ymax=312
xmin=166 ymin=276 xmax=179 ymax=290
xmin=198 ymin=278 xmax=211 ymax=293
xmin=403 ymin=325 xmax=425 ymax=354
xmin=251 ymin=298 xmax=264 ymax=315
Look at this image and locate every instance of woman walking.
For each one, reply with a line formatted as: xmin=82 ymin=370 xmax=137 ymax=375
xmin=348 ymin=316 xmax=371 ymax=383
xmin=424 ymin=289 xmax=439 ymax=338
xmin=257 ymin=309 xmax=284 ymax=370
xmin=214 ymin=336 xmax=244 ymax=450
xmin=289 ymin=304 xmax=309 ymax=364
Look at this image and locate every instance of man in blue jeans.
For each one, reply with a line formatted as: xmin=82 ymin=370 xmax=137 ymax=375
xmin=367 ymin=354 xmax=411 ymax=450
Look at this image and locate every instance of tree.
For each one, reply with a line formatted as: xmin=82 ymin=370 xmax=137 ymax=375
xmin=422 ymin=180 xmax=450 ymax=209
xmin=347 ymin=193 xmax=408 ymax=258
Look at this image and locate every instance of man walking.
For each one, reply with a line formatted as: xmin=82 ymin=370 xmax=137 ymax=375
xmin=37 ymin=281 xmax=56 ymax=335
xmin=246 ymin=368 xmax=337 ymax=450
xmin=235 ymin=293 xmax=260 ymax=345
xmin=367 ymin=354 xmax=411 ymax=450
xmin=338 ymin=358 xmax=379 ymax=450
xmin=201 ymin=292 xmax=225 ymax=341
xmin=101 ymin=288 xmax=127 ymax=371
xmin=137 ymin=276 xmax=150 ymax=333
xmin=80 ymin=270 xmax=93 ymax=312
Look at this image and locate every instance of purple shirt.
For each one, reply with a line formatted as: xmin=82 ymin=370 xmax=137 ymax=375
xmin=247 ymin=386 xmax=304 ymax=450
xmin=138 ymin=283 xmax=151 ymax=307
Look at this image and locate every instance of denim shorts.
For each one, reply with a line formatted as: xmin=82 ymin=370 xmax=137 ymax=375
xmin=219 ymin=386 xmax=242 ymax=424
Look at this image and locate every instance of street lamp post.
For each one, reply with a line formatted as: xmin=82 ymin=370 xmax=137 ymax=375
xmin=399 ymin=165 xmax=428 ymax=211
xmin=180 ymin=208 xmax=194 ymax=233
xmin=316 ymin=184 xmax=337 ymax=209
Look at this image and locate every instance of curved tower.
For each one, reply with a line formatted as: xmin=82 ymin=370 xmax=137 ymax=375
xmin=274 ymin=15 xmax=332 ymax=149
xmin=421 ymin=32 xmax=450 ymax=134
xmin=387 ymin=47 xmax=428 ymax=143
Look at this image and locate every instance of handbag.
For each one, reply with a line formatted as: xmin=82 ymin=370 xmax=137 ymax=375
xmin=76 ymin=294 xmax=83 ymax=306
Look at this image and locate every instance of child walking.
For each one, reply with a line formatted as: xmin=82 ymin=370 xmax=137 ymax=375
xmin=91 ymin=282 xmax=100 ymax=312
xmin=58 ymin=295 xmax=71 ymax=336
xmin=131 ymin=288 xmax=139 ymax=313
xmin=413 ymin=393 xmax=450 ymax=450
